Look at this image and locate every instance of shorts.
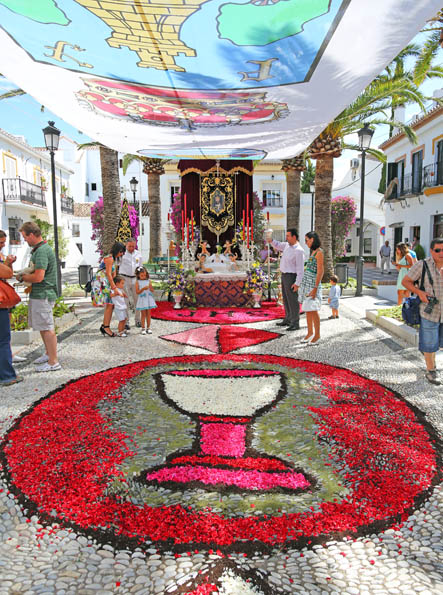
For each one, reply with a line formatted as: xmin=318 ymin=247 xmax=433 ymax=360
xmin=28 ymin=298 xmax=55 ymax=331
xmin=419 ymin=317 xmax=443 ymax=353
xmin=114 ymin=308 xmax=127 ymax=322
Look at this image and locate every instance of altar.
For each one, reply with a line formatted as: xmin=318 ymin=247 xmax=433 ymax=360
xmin=195 ymin=271 xmax=249 ymax=307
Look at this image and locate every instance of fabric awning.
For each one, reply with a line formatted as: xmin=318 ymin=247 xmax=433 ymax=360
xmin=0 ymin=0 xmax=440 ymax=159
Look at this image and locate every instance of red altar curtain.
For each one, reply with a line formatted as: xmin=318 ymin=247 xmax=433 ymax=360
xmin=178 ymin=160 xmax=253 ymax=248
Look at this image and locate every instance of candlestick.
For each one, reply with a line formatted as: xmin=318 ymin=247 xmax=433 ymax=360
xmin=186 ymin=217 xmax=189 ymax=249
xmin=250 ymin=209 xmax=253 ymax=244
xmin=181 ymin=211 xmax=184 ymax=241
xmin=168 ymin=212 xmax=170 ymax=221
xmin=267 ymin=211 xmax=270 ymax=222
xmin=242 ymin=210 xmax=245 ymax=241
xmin=191 ymin=210 xmax=194 ymax=243
xmin=246 ymin=209 xmax=249 ymax=249
xmin=184 ymin=193 xmax=187 ymax=220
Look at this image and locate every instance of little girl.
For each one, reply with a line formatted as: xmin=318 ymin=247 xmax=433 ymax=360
xmin=328 ymin=274 xmax=341 ymax=319
xmin=135 ymin=267 xmax=157 ymax=334
xmin=111 ymin=276 xmax=128 ymax=337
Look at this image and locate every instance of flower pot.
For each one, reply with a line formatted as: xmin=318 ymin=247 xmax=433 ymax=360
xmin=173 ymin=292 xmax=184 ymax=309
xmin=251 ymin=292 xmax=262 ymax=308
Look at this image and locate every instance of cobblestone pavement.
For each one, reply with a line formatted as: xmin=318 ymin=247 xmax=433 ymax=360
xmin=1 ymin=295 xmax=442 ymax=595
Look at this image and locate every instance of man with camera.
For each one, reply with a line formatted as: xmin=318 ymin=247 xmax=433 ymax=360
xmin=402 ymin=238 xmax=443 ymax=386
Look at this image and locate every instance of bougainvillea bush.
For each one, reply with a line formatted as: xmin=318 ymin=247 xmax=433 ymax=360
xmin=91 ymin=197 xmax=139 ymax=257
xmin=331 ymin=196 xmax=357 ymax=262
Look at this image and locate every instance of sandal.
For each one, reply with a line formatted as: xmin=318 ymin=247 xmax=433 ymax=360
xmin=100 ymin=324 xmax=115 ymax=337
xmin=1 ymin=376 xmax=24 ymax=387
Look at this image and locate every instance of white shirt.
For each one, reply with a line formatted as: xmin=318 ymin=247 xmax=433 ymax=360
xmin=119 ymin=249 xmax=142 ymax=277
xmin=272 ymin=240 xmax=305 ymax=284
xmin=111 ymin=289 xmax=126 ymax=310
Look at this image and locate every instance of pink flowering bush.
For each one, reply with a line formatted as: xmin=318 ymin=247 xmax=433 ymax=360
xmin=331 ymin=196 xmax=357 ymax=262
xmin=91 ymin=197 xmax=139 ymax=257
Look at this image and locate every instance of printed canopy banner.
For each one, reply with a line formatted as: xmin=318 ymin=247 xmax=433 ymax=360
xmin=0 ymin=0 xmax=440 ymax=159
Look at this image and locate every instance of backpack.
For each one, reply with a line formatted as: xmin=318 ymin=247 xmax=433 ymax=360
xmin=401 ymin=261 xmax=431 ymax=326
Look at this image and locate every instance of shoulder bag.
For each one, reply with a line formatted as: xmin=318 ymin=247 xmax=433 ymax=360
xmin=0 ymin=279 xmax=21 ymax=309
xmin=401 ymin=261 xmax=432 ymax=326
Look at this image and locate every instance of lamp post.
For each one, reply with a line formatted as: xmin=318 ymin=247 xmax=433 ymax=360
xmin=355 ymin=123 xmax=374 ymax=297
xmin=309 ymin=183 xmax=315 ymax=230
xmin=129 ymin=176 xmax=138 ymax=208
xmin=42 ymin=120 xmax=61 ymax=296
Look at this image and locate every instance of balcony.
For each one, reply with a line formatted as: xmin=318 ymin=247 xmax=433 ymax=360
xmin=2 ymin=178 xmax=46 ymax=209
xmin=423 ymin=162 xmax=443 ymax=188
xmin=61 ymin=195 xmax=74 ymax=214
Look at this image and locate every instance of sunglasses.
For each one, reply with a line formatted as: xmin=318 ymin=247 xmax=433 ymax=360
xmin=433 ymin=248 xmax=443 ymax=253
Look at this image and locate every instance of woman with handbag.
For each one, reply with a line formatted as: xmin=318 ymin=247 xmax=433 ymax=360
xmin=91 ymin=241 xmax=126 ymax=337
xmin=395 ymin=243 xmax=414 ymax=305
xmin=0 ymin=260 xmax=23 ymax=386
xmin=298 ymin=231 xmax=324 ymax=345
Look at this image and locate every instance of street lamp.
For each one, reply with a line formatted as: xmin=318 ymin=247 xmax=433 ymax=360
xmin=42 ymin=120 xmax=61 ymax=296
xmin=355 ymin=123 xmax=374 ymax=297
xmin=129 ymin=176 xmax=138 ymax=207
xmin=309 ymin=183 xmax=315 ymax=230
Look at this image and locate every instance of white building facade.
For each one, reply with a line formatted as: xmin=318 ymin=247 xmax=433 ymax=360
xmin=0 ymin=129 xmax=75 ymax=268
xmin=379 ymin=103 xmax=443 ymax=255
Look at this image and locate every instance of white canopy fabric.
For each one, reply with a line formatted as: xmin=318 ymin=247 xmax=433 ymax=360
xmin=0 ymin=0 xmax=440 ymax=159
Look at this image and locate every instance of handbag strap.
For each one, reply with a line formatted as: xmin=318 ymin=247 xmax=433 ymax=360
xmin=421 ymin=260 xmax=436 ymax=297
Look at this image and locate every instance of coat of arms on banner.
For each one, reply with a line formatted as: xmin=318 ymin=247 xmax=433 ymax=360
xmin=0 ymin=0 xmax=348 ymax=89
xmin=75 ymin=79 xmax=289 ymax=129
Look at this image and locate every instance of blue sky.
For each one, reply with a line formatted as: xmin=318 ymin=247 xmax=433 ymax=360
xmin=0 ymin=76 xmax=91 ymax=146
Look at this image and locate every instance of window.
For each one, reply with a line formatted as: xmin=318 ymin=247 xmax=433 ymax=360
xmin=387 ymin=162 xmax=398 ymax=198
xmin=411 ymin=150 xmax=423 ymax=193
xmin=262 ymin=184 xmax=282 ymax=207
xmin=363 ymin=238 xmax=372 ymax=254
xmin=85 ymin=183 xmax=89 ymax=197
xmin=3 ymin=153 xmax=17 ymax=178
xmin=34 ymin=167 xmax=43 ymax=186
xmin=436 ymin=140 xmax=443 ymax=185
xmin=272 ymin=229 xmax=285 ymax=242
xmin=8 ymin=218 xmax=22 ymax=245
xmin=394 ymin=227 xmax=403 ymax=247
xmin=91 ymin=183 xmax=97 ymax=191
xmin=72 ymin=224 xmax=80 ymax=237
xmin=345 ymin=239 xmax=352 ymax=253
xmin=170 ymin=185 xmax=180 ymax=205
xmin=434 ymin=214 xmax=443 ymax=239
xmin=76 ymin=243 xmax=83 ymax=254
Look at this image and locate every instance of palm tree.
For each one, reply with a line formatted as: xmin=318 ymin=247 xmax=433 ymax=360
xmin=281 ymin=155 xmax=305 ymax=231
xmin=122 ymin=155 xmax=170 ymax=259
xmin=78 ymin=143 xmax=121 ymax=254
xmin=308 ymin=75 xmax=424 ymax=280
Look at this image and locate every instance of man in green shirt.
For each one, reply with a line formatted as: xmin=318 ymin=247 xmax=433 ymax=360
xmin=20 ymin=221 xmax=61 ymax=372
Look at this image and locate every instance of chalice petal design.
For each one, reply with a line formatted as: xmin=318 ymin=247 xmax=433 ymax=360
xmin=143 ymin=370 xmax=311 ymax=493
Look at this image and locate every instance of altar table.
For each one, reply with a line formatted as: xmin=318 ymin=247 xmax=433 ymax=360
xmin=194 ymin=272 xmax=250 ymax=307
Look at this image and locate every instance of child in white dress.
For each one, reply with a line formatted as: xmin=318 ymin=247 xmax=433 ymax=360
xmin=111 ymin=276 xmax=128 ymax=337
xmin=135 ymin=267 xmax=157 ymax=334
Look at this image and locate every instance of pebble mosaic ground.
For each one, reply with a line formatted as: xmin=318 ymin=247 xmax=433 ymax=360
xmin=0 ymin=296 xmax=442 ymax=594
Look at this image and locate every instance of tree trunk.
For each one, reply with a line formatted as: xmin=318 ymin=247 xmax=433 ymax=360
xmin=285 ymin=169 xmax=301 ymax=231
xmin=148 ymin=172 xmax=162 ymax=259
xmin=99 ymin=146 xmax=121 ymax=255
xmin=314 ymin=155 xmax=334 ymax=281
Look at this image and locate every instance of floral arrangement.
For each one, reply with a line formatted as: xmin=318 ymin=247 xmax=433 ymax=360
xmin=243 ymin=262 xmax=268 ymax=295
xmin=91 ymin=196 xmax=139 ymax=257
xmin=331 ymin=195 xmax=357 ymax=261
xmin=168 ymin=265 xmax=196 ymax=304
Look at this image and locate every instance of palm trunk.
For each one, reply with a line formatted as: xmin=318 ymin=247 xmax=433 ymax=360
xmin=314 ymin=156 xmax=334 ymax=281
xmin=99 ymin=145 xmax=121 ymax=255
xmin=148 ymin=172 xmax=161 ymax=259
xmin=285 ymin=169 xmax=301 ymax=231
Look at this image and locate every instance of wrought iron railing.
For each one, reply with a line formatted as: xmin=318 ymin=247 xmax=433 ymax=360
xmin=2 ymin=178 xmax=46 ymax=208
xmin=423 ymin=162 xmax=443 ymax=187
xmin=61 ymin=195 xmax=74 ymax=214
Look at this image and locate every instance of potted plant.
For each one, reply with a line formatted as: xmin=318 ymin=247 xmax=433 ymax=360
xmin=40 ymin=176 xmax=47 ymax=192
xmin=243 ymin=261 xmax=268 ymax=308
xmin=60 ymin=184 xmax=68 ymax=198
